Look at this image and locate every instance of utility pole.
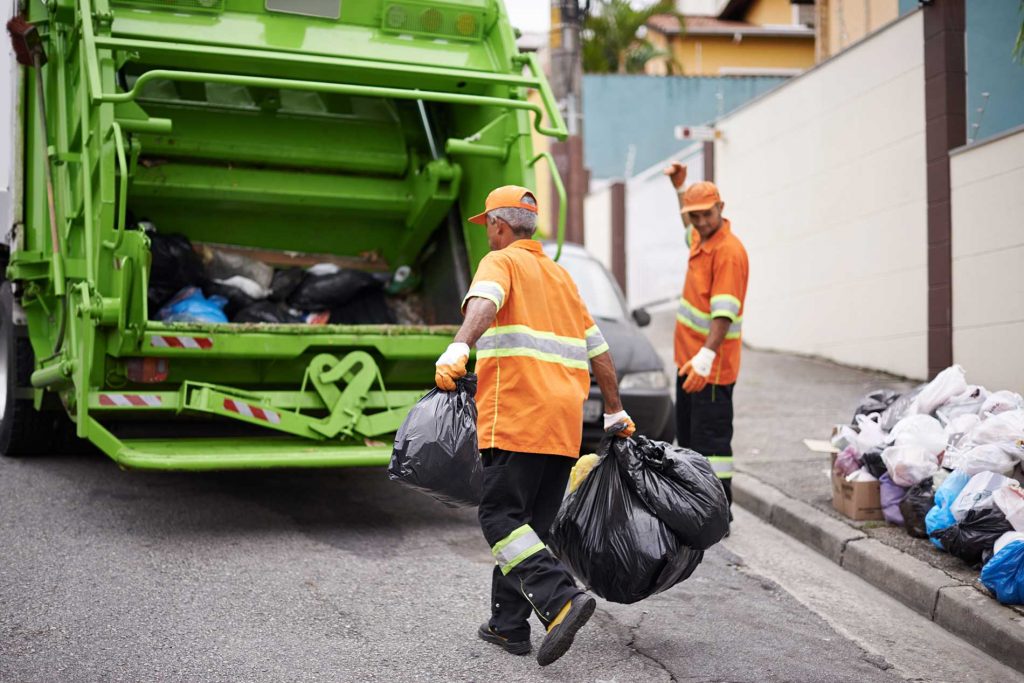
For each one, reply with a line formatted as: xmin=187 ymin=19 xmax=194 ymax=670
xmin=549 ymin=0 xmax=587 ymax=245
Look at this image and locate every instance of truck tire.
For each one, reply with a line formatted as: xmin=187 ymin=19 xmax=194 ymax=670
xmin=0 ymin=282 xmax=58 ymax=457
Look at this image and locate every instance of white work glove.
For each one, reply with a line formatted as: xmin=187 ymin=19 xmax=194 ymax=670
xmin=679 ymin=347 xmax=716 ymax=394
xmin=435 ymin=342 xmax=470 ymax=391
xmin=603 ymin=410 xmax=636 ymax=438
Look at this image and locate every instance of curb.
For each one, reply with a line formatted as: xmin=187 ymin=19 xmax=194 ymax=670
xmin=732 ymin=472 xmax=1024 ymax=673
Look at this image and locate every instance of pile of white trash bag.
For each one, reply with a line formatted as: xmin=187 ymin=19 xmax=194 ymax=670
xmin=831 ymin=365 xmax=1024 ymax=605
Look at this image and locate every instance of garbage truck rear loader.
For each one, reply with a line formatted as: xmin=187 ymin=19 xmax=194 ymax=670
xmin=1 ymin=0 xmax=567 ymax=469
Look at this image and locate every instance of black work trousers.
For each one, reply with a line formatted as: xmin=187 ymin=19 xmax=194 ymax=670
xmin=676 ymin=376 xmax=734 ymax=505
xmin=478 ymin=449 xmax=580 ymax=641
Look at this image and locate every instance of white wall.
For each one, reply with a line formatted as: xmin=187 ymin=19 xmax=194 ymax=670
xmin=951 ymin=126 xmax=1024 ymax=393
xmin=714 ymin=12 xmax=928 ymax=379
xmin=624 ymin=144 xmax=704 ymax=310
xmin=583 ymin=184 xmax=612 ymax=271
xmin=1 ymin=0 xmax=19 ymax=244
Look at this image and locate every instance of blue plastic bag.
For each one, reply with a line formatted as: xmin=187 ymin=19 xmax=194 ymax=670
xmin=158 ymin=287 xmax=229 ymax=324
xmin=981 ymin=541 xmax=1024 ymax=605
xmin=925 ymin=470 xmax=971 ymax=550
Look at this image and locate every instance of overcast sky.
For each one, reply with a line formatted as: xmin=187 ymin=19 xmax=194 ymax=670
xmin=506 ymin=0 xmax=551 ymax=33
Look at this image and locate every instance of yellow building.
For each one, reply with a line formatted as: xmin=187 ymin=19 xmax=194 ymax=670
xmin=645 ymin=0 xmax=817 ymax=76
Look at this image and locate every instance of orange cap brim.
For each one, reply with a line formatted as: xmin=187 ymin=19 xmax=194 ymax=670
xmin=468 ymin=211 xmax=488 ymax=225
xmin=681 ymin=201 xmax=718 ymax=214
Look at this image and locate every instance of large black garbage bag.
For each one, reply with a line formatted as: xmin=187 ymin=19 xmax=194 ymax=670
xmin=624 ymin=437 xmax=731 ymax=550
xmin=147 ymin=233 xmax=206 ymax=311
xmin=900 ymin=477 xmax=935 ymax=539
xmin=931 ymin=507 xmax=1013 ymax=567
xmin=549 ymin=436 xmax=725 ymax=604
xmin=233 ymin=301 xmax=304 ymax=324
xmin=270 ymin=268 xmax=306 ymax=302
xmin=852 ymin=389 xmax=901 ymax=424
xmin=329 ymin=288 xmax=396 ymax=324
xmin=204 ymin=281 xmax=257 ymax=318
xmin=389 ymin=374 xmax=481 ymax=508
xmin=288 ymin=269 xmax=379 ymax=311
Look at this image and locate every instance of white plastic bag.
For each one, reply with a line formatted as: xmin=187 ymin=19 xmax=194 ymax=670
xmin=981 ymin=391 xmax=1024 ymax=418
xmin=944 ymin=444 xmax=1018 ymax=477
xmin=889 ymin=414 xmax=947 ymax=457
xmin=935 ymin=386 xmax=987 ymax=426
xmin=950 ymin=471 xmax=1016 ymax=522
xmin=881 ymin=446 xmax=939 ymax=487
xmin=854 ymin=413 xmax=887 ymax=452
xmin=995 ymin=531 xmax=1024 ymax=555
xmin=965 ymin=409 xmax=1024 ymax=448
xmin=993 ymin=484 xmax=1024 ymax=532
xmin=846 ymin=468 xmax=878 ymax=483
xmin=913 ymin=365 xmax=967 ymax=415
xmin=945 ymin=413 xmax=981 ymax=446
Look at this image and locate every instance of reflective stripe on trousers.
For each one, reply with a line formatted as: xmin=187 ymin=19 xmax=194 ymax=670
xmin=707 ymin=455 xmax=733 ymax=479
xmin=492 ymin=524 xmax=546 ymax=575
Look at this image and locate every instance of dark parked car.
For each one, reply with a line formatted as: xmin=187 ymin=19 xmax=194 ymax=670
xmin=543 ymin=243 xmax=675 ymax=451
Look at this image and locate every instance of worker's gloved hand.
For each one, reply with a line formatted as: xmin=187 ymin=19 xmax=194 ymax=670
xmin=679 ymin=347 xmax=716 ymax=394
xmin=603 ymin=410 xmax=636 ymax=438
xmin=434 ymin=342 xmax=469 ymax=391
xmin=663 ymin=162 xmax=688 ymax=190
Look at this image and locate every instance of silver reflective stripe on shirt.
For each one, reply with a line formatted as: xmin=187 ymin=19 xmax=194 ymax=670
xmin=585 ymin=325 xmax=609 ymax=358
xmin=463 ymin=280 xmax=506 ymax=312
xmin=477 ymin=325 xmax=589 ymax=371
xmin=677 ymin=297 xmax=743 ymax=339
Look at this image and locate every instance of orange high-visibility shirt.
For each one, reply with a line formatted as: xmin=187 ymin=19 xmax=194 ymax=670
xmin=675 ymin=219 xmax=749 ymax=385
xmin=463 ymin=239 xmax=608 ymax=458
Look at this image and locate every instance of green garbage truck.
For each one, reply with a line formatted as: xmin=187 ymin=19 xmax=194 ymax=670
xmin=0 ymin=0 xmax=566 ymax=469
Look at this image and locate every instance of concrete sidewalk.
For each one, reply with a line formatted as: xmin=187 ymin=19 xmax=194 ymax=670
xmin=642 ymin=307 xmax=1024 ymax=672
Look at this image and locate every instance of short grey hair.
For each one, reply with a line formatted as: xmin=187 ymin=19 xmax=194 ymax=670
xmin=488 ymin=193 xmax=537 ymax=237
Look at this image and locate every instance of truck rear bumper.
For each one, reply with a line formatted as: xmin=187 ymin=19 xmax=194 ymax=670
xmin=88 ymin=418 xmax=393 ymax=471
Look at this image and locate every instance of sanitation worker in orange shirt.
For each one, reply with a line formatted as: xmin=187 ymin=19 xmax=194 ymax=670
xmin=664 ymin=163 xmax=749 ymax=506
xmin=433 ymin=185 xmax=635 ymax=666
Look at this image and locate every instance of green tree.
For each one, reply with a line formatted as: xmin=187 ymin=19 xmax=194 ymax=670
xmin=581 ymin=0 xmax=684 ymax=74
xmin=1015 ymin=1 xmax=1023 ymax=62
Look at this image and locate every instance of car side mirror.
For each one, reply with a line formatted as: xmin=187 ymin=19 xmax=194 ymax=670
xmin=631 ymin=308 xmax=651 ymax=327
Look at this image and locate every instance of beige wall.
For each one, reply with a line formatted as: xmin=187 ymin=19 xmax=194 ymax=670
xmin=951 ymin=127 xmax=1024 ymax=393
xmin=714 ymin=12 xmax=928 ymax=379
xmin=820 ymin=0 xmax=900 ymax=59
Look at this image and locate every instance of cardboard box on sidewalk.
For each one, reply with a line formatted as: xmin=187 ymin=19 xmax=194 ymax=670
xmin=829 ymin=452 xmax=884 ymax=521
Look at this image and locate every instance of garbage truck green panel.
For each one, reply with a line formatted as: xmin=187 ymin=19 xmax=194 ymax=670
xmin=3 ymin=0 xmax=567 ymax=469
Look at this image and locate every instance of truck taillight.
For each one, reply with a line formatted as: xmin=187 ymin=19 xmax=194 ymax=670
xmin=126 ymin=358 xmax=169 ymax=384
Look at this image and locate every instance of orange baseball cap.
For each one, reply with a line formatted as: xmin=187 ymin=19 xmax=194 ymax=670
xmin=468 ymin=185 xmax=538 ymax=225
xmin=681 ymin=181 xmax=722 ymax=213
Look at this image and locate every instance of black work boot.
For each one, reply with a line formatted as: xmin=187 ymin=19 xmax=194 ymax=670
xmin=536 ymin=593 xmax=596 ymax=666
xmin=478 ymin=623 xmax=531 ymax=656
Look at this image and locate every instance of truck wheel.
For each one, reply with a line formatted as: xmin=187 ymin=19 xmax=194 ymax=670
xmin=0 ymin=282 xmax=57 ymax=457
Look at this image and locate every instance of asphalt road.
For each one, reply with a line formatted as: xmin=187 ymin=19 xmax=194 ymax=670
xmin=2 ymin=446 xmax=1020 ymax=683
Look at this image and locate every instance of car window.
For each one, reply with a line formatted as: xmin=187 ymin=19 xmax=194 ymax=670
xmin=551 ymin=252 xmax=628 ymax=321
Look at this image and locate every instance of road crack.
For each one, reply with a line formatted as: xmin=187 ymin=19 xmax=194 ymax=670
xmin=597 ymin=608 xmax=678 ymax=682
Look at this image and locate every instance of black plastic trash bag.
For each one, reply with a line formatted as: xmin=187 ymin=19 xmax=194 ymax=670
xmin=389 ymin=374 xmax=481 ymax=508
xmin=147 ymin=232 xmax=206 ymax=311
xmin=899 ymin=477 xmax=934 ymax=539
xmin=289 ymin=269 xmax=380 ymax=311
xmin=931 ymin=507 xmax=1013 ymax=567
xmin=270 ymin=268 xmax=306 ymax=302
xmin=623 ymin=437 xmax=731 ymax=550
xmin=233 ymin=301 xmax=305 ymax=324
xmin=549 ymin=436 xmax=727 ymax=604
xmin=860 ymin=449 xmax=888 ymax=480
xmin=329 ymin=288 xmax=396 ymax=324
xmin=852 ymin=389 xmax=901 ymax=424
xmin=204 ymin=281 xmax=257 ymax=318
